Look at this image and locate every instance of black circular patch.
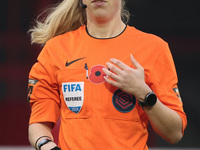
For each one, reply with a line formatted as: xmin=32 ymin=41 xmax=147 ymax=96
xmin=112 ymin=89 xmax=136 ymax=113
xmin=95 ymin=71 xmax=101 ymax=76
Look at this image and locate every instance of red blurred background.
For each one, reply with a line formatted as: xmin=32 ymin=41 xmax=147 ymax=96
xmin=0 ymin=0 xmax=200 ymax=148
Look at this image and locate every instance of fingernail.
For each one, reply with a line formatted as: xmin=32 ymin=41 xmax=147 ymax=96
xmin=110 ymin=58 xmax=114 ymax=62
xmin=131 ymin=54 xmax=134 ymax=58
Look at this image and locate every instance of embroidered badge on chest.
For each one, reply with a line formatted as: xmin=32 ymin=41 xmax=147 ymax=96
xmin=62 ymin=82 xmax=84 ymax=114
xmin=112 ymin=89 xmax=136 ymax=113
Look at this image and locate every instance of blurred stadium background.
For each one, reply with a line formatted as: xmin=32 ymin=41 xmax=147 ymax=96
xmin=0 ymin=0 xmax=200 ymax=149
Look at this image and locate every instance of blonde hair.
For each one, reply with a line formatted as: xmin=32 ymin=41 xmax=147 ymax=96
xmin=29 ymin=0 xmax=130 ymax=45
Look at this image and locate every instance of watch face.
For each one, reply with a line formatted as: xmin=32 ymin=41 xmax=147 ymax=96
xmin=146 ymin=93 xmax=157 ymax=106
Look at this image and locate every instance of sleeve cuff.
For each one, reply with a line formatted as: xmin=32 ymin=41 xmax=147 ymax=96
xmin=29 ymin=99 xmax=60 ymax=125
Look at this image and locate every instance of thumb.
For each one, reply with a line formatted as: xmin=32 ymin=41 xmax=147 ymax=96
xmin=130 ymin=54 xmax=142 ymax=69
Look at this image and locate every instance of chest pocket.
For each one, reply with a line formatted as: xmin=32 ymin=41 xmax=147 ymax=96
xmin=57 ymin=69 xmax=91 ymax=119
xmin=102 ymin=83 xmax=140 ymax=122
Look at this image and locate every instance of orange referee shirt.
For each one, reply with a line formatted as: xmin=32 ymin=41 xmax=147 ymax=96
xmin=28 ymin=25 xmax=187 ymax=150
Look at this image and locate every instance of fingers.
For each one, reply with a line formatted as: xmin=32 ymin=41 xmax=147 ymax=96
xmin=130 ymin=54 xmax=143 ymax=70
xmin=108 ymin=55 xmax=143 ymax=71
xmin=110 ymin=58 xmax=129 ymax=71
xmin=102 ymin=67 xmax=120 ymax=82
xmin=105 ymin=58 xmax=130 ymax=76
xmin=102 ymin=68 xmax=120 ymax=88
xmin=105 ymin=62 xmax=122 ymax=75
xmin=103 ymin=56 xmax=144 ymax=83
xmin=103 ymin=75 xmax=121 ymax=88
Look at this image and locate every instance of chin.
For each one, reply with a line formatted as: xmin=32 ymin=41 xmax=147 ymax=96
xmin=93 ymin=11 xmax=108 ymax=18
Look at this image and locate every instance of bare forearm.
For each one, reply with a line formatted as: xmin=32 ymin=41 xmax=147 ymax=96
xmin=28 ymin=122 xmax=57 ymax=149
xmin=144 ymin=99 xmax=183 ymax=144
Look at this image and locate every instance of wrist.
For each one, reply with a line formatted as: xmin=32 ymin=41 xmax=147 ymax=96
xmin=35 ymin=136 xmax=57 ymax=150
xmin=137 ymin=85 xmax=152 ymax=102
xmin=38 ymin=139 xmax=52 ymax=150
xmin=35 ymin=136 xmax=52 ymax=150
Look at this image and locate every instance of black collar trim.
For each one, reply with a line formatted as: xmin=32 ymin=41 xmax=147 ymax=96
xmin=85 ymin=25 xmax=127 ymax=40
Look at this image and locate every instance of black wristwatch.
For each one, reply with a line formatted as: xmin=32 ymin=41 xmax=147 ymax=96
xmin=138 ymin=92 xmax=157 ymax=108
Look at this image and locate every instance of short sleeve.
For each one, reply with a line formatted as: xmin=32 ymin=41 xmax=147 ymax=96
xmin=28 ymin=44 xmax=60 ymax=125
xmin=149 ymin=43 xmax=187 ymax=134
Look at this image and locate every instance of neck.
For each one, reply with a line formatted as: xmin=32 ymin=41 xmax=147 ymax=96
xmin=86 ymin=18 xmax=126 ymax=39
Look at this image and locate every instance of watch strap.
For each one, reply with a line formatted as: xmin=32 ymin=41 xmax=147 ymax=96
xmin=51 ymin=146 xmax=61 ymax=150
xmin=138 ymin=100 xmax=146 ymax=109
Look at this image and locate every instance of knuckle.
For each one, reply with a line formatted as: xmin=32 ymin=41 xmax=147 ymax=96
xmin=126 ymin=68 xmax=132 ymax=73
xmin=115 ymin=60 xmax=120 ymax=65
xmin=122 ymin=73 xmax=128 ymax=79
xmin=123 ymin=69 xmax=131 ymax=76
xmin=109 ymin=65 xmax=115 ymax=71
xmin=109 ymin=73 xmax=114 ymax=78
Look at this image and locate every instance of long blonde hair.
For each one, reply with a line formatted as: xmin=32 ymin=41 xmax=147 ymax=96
xmin=29 ymin=0 xmax=130 ymax=45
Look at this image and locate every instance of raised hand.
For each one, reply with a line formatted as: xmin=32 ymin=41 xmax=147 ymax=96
xmin=102 ymin=54 xmax=151 ymax=101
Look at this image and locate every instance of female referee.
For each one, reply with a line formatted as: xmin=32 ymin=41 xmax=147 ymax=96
xmin=27 ymin=0 xmax=187 ymax=149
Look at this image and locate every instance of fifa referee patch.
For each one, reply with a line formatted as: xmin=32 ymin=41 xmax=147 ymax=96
xmin=62 ymin=82 xmax=84 ymax=114
xmin=112 ymin=89 xmax=136 ymax=113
